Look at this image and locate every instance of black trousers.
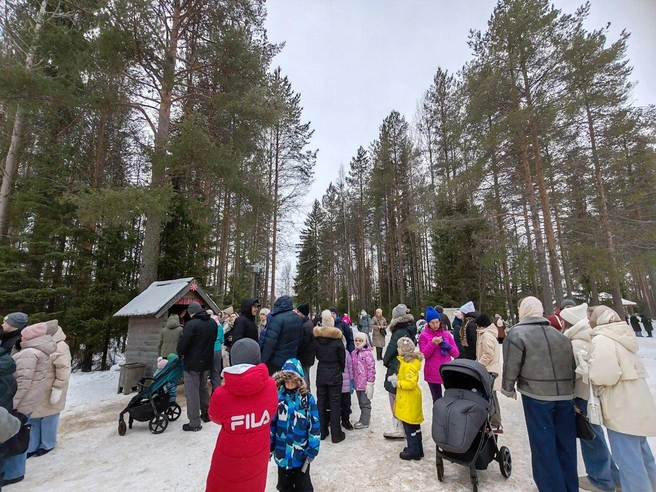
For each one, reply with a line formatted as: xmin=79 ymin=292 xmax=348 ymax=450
xmin=340 ymin=391 xmax=351 ymax=423
xmin=402 ymin=421 xmax=423 ymax=456
xmin=376 ymin=347 xmax=383 ymax=360
xmin=277 ymin=465 xmax=313 ymax=491
xmin=316 ymin=383 xmax=342 ymax=439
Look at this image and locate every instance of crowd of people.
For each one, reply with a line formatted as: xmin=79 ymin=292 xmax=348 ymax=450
xmin=1 ymin=295 xmax=655 ymax=492
xmin=0 ymin=315 xmax=72 ymax=488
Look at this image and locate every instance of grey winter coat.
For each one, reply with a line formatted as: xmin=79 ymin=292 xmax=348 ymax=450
xmin=502 ymin=316 xmax=575 ymax=401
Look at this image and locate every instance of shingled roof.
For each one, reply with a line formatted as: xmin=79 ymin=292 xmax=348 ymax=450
xmin=114 ymin=277 xmax=220 ymax=318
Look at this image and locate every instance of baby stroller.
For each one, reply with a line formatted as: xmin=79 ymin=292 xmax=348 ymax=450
xmin=432 ymin=359 xmax=511 ymax=491
xmin=118 ymin=355 xmax=184 ymax=436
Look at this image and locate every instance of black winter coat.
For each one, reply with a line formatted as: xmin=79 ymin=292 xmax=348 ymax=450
xmin=297 ymin=316 xmax=316 ymax=368
xmin=261 ymin=296 xmax=303 ymax=370
xmin=383 ymin=316 xmax=417 ymax=394
xmin=228 ymin=298 xmax=259 ymax=345
xmin=313 ymin=326 xmax=345 ymax=387
xmin=336 ymin=317 xmax=355 ymax=353
xmin=0 ymin=348 xmax=16 ymax=411
xmin=0 ymin=329 xmax=22 ymax=353
xmin=176 ymin=312 xmax=218 ymax=372
xmin=459 ymin=316 xmax=479 ymax=360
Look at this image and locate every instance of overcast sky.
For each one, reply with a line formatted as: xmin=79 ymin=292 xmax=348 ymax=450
xmin=264 ymin=0 xmax=656 ymax=207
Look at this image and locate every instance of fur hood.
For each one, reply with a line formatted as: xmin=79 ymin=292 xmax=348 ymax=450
xmin=389 ymin=314 xmax=415 ymax=333
xmin=313 ymin=326 xmax=343 ymax=340
xmin=273 ymin=358 xmax=309 ymax=395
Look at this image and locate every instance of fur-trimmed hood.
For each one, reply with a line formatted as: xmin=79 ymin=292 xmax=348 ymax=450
xmin=389 ymin=314 xmax=415 ymax=333
xmin=273 ymin=358 xmax=308 ymax=395
xmin=313 ymin=326 xmax=343 ymax=340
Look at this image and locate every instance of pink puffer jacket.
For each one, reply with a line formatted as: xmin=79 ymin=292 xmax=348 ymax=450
xmin=418 ymin=326 xmax=459 ymax=384
xmin=351 ymin=345 xmax=375 ymax=391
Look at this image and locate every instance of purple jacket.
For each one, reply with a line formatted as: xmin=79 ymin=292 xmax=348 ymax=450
xmin=351 ymin=345 xmax=376 ymax=391
xmin=341 ymin=347 xmax=354 ymax=393
xmin=418 ymin=326 xmax=459 ymax=384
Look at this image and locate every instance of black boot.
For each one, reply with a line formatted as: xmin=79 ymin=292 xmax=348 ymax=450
xmin=342 ymin=418 xmax=353 ymax=431
xmin=332 ymin=431 xmax=346 ymax=443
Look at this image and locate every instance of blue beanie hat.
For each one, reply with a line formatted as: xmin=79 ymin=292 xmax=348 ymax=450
xmin=425 ymin=306 xmax=440 ymax=324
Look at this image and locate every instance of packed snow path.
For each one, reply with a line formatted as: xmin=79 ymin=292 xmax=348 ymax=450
xmin=11 ymin=338 xmax=656 ymax=491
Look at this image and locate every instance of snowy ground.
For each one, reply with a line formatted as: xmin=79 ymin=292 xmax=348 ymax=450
xmin=10 ymin=336 xmax=656 ymax=492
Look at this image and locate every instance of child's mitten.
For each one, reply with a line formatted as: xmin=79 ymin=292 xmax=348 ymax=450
xmin=365 ymin=381 xmax=374 ymax=400
xmin=386 ymin=374 xmax=398 ymax=388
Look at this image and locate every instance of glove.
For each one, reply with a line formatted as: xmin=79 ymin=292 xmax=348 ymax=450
xmin=387 ymin=374 xmax=398 ymax=388
xmin=365 ymin=381 xmax=374 ymax=400
xmin=439 ymin=341 xmax=452 ymax=356
xmin=349 ymin=380 xmax=355 ymax=394
xmin=50 ymin=387 xmax=63 ymax=405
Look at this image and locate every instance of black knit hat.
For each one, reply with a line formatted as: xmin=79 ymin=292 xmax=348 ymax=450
xmin=475 ymin=313 xmax=492 ymax=327
xmin=296 ymin=304 xmax=310 ymax=317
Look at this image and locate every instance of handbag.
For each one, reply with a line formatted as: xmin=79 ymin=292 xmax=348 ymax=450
xmin=587 ymin=381 xmax=603 ymax=426
xmin=379 ymin=328 xmax=387 ymax=337
xmin=3 ymin=412 xmax=31 ymax=457
xmin=574 ymin=404 xmax=596 ymax=441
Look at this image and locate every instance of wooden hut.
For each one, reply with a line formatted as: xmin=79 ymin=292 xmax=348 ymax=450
xmin=114 ymin=277 xmax=220 ymax=376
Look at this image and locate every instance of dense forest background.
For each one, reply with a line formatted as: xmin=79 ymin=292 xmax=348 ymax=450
xmin=0 ymin=0 xmax=653 ymax=369
xmin=294 ymin=1 xmax=656 ymax=323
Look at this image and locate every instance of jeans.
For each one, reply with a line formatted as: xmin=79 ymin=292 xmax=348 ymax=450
xmin=27 ymin=413 xmax=60 ymax=453
xmin=2 ymin=412 xmax=31 ymax=482
xmin=210 ymin=350 xmax=223 ymax=392
xmin=183 ymin=370 xmax=209 ymax=428
xmin=521 ymin=395 xmax=578 ymax=492
xmin=574 ymin=397 xmax=620 ymax=491
xmin=607 ymin=428 xmax=656 ymax=492
xmin=427 ymin=382 xmax=443 ymax=403
xmin=355 ymin=390 xmax=371 ymax=425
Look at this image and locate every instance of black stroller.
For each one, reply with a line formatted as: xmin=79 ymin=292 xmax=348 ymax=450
xmin=432 ymin=359 xmax=511 ymax=491
xmin=118 ymin=355 xmax=184 ymax=435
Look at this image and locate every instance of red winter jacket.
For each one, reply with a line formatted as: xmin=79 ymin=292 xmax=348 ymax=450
xmin=206 ymin=363 xmax=278 ymax=492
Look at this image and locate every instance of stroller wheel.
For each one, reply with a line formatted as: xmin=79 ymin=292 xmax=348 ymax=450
xmin=166 ymin=403 xmax=182 ymax=421
xmin=436 ymin=457 xmax=444 ymax=482
xmin=118 ymin=419 xmax=127 ymax=436
xmin=149 ymin=413 xmax=169 ymax=434
xmin=498 ymin=446 xmax=512 ymax=478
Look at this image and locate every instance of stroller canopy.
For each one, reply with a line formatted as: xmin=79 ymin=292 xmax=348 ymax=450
xmin=439 ymin=359 xmax=495 ymax=397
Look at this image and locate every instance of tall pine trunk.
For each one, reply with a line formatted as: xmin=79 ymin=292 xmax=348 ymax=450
xmin=138 ymin=2 xmax=182 ymax=291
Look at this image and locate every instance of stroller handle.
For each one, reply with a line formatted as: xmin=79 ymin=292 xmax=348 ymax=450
xmin=488 ymin=372 xmax=499 ymax=382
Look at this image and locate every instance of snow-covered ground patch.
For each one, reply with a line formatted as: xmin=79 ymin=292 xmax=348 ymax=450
xmin=11 ymin=337 xmax=656 ymax=492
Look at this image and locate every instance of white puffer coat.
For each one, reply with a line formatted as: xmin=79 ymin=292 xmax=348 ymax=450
xmin=563 ymin=318 xmax=592 ymax=401
xmin=588 ymin=320 xmax=656 ymax=437
xmin=32 ymin=326 xmax=72 ymax=418
xmin=13 ymin=323 xmax=57 ymax=415
xmin=476 ymin=324 xmax=501 ymax=391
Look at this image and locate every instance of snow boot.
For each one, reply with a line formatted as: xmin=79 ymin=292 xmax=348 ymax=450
xmin=182 ymin=423 xmax=202 ymax=432
xmin=342 ymin=419 xmax=354 ymax=431
xmin=331 ymin=431 xmax=346 ymax=444
xmin=383 ymin=417 xmax=405 ymax=440
xmin=353 ymin=422 xmax=368 ymax=429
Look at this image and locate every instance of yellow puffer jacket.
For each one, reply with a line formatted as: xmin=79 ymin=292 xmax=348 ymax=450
xmin=394 ymin=357 xmax=423 ymax=425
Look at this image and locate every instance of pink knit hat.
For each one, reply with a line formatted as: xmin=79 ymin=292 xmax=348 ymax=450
xmin=21 ymin=322 xmax=48 ymax=341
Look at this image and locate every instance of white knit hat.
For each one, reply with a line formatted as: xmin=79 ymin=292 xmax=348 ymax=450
xmin=560 ymin=303 xmax=588 ymax=326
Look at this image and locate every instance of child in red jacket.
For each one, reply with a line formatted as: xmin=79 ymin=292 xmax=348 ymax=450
xmin=206 ymin=338 xmax=278 ymax=492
